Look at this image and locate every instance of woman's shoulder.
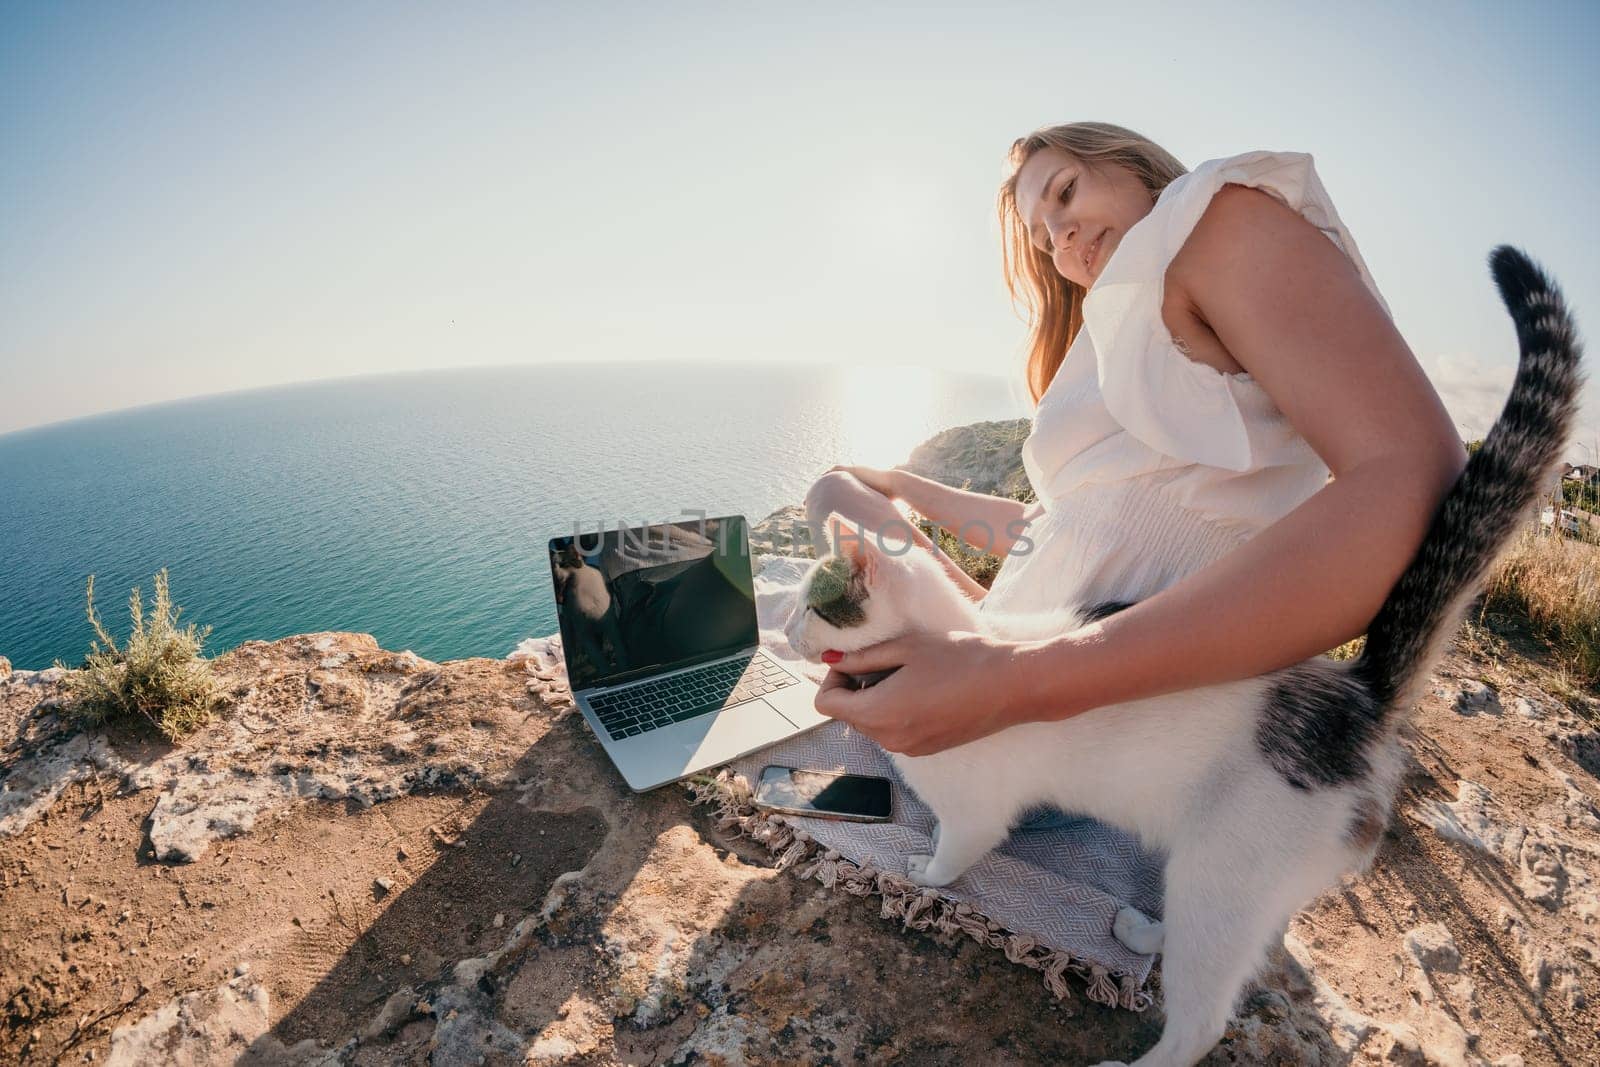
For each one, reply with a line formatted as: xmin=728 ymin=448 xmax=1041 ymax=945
xmin=1163 ymin=151 xmax=1369 ymax=267
xmin=1079 ymin=148 xmax=1387 ymax=473
xmin=1166 ymin=149 xmax=1390 ymax=315
xmin=1165 ymin=161 xmax=1330 ymax=303
xmin=1153 ymin=151 xmax=1327 ymax=247
xmin=1105 ymin=148 xmax=1388 ymax=321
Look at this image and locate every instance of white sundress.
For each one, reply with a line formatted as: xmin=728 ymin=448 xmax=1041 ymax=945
xmin=984 ymin=149 xmax=1393 ymax=615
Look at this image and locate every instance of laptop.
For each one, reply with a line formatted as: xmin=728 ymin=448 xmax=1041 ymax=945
xmin=546 ymin=514 xmax=829 ymax=791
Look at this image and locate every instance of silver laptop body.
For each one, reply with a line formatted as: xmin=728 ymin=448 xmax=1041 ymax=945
xmin=547 ymin=514 xmax=828 ymax=792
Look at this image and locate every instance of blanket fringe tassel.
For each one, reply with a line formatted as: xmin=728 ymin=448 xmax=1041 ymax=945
xmin=686 ymin=770 xmax=1154 ymax=1013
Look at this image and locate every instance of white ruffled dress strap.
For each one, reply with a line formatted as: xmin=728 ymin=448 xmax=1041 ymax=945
xmin=1081 ymin=150 xmax=1388 ymax=473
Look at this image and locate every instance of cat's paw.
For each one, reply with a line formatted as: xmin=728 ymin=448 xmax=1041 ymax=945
xmin=1112 ymin=906 xmax=1165 ymax=955
xmin=906 ymin=853 xmax=955 ymax=888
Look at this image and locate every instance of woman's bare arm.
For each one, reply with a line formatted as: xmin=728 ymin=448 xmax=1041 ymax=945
xmin=807 ymin=468 xmax=994 ymax=601
xmin=885 ymin=468 xmax=1034 ymax=556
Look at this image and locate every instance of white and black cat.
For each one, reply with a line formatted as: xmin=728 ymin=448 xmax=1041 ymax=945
xmin=782 ymin=247 xmax=1583 ymax=1067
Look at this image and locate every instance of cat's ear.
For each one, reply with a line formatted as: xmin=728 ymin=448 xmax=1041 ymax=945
xmin=822 ymin=511 xmax=881 ymax=583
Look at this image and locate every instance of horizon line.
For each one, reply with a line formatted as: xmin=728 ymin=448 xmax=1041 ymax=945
xmin=0 ymin=357 xmax=1019 ymax=442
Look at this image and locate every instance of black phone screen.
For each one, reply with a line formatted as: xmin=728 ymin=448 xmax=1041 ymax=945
xmin=755 ymin=765 xmax=892 ymax=821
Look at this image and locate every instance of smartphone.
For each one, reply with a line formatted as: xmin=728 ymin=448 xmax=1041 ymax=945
xmin=753 ymin=765 xmax=893 ymax=822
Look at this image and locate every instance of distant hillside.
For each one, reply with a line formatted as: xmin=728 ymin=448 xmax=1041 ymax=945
xmin=901 ymin=418 xmax=1033 ymax=500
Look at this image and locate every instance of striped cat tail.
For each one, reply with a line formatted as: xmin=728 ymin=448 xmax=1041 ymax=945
xmin=1354 ymin=246 xmax=1585 ymax=714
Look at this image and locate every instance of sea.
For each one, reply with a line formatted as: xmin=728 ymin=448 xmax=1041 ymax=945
xmin=0 ymin=361 xmax=1028 ymax=671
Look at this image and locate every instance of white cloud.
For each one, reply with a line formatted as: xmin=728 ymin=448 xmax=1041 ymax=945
xmin=1417 ymin=351 xmax=1600 ymax=464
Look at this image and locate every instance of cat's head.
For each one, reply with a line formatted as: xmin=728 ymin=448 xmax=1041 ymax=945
xmin=783 ymin=512 xmax=968 ymax=661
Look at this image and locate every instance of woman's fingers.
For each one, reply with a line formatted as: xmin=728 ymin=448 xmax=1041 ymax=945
xmin=814 ymin=667 xmax=879 ymax=721
xmin=816 ymin=667 xmax=855 ymax=696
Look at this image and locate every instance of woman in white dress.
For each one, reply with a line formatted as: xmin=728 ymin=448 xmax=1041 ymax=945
xmin=806 ymin=121 xmax=1466 ymax=758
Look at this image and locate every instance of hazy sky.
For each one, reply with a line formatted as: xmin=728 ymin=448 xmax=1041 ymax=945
xmin=2 ymin=2 xmax=1597 ymax=456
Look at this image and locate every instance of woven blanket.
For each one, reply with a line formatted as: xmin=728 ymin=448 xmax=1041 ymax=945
xmin=515 ymin=553 xmax=1167 ymax=1010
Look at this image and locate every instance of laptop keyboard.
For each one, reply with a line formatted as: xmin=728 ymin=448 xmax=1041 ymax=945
xmin=588 ymin=654 xmax=800 ymax=740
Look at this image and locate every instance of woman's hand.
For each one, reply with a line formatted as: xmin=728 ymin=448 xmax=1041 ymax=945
xmin=803 ymin=469 xmax=916 ymax=549
xmin=813 ymin=631 xmax=1028 ymax=755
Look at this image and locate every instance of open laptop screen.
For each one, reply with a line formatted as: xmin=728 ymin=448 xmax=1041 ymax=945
xmin=547 ymin=515 xmax=757 ymax=691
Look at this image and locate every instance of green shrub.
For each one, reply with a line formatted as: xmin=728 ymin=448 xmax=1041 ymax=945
xmin=913 ymin=515 xmax=1004 ymax=589
xmin=53 ymin=568 xmax=223 ymax=740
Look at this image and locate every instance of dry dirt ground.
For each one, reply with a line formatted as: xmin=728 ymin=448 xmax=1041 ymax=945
xmin=0 ymin=615 xmax=1596 ymax=1066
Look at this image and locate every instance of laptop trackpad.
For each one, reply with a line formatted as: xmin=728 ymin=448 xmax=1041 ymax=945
xmin=669 ymin=699 xmax=789 ymax=767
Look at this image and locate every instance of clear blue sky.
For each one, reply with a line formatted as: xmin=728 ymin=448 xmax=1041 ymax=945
xmin=2 ymin=1 xmax=1596 ymax=455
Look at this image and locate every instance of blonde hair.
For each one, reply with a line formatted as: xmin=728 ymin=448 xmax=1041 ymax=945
xmin=998 ymin=122 xmax=1188 ymax=405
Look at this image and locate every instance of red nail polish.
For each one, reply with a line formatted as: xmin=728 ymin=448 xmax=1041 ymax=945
xmin=821 ymin=650 xmax=843 ymax=664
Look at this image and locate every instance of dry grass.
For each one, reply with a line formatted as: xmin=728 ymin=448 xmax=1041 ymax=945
xmin=1326 ymin=636 xmax=1365 ymax=661
xmin=52 ymin=568 xmax=224 ymax=740
xmin=1482 ymin=522 xmax=1600 ymax=687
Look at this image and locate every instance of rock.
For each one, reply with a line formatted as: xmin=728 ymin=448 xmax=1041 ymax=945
xmin=1449 ymin=975 xmax=1480 ymax=1019
xmin=902 ymin=419 xmax=1033 ymax=498
xmin=1382 ymin=1024 xmax=1428 ymax=1065
xmin=304 ymin=669 xmax=366 ymax=714
xmin=29 ymin=666 xmax=65 ymax=686
xmin=106 ymin=975 xmax=269 ymax=1066
xmin=1552 ymin=771 xmax=1600 ymax=832
xmin=1452 ymin=679 xmax=1501 ymax=716
xmin=526 ymin=1035 xmax=582 ymax=1062
xmin=358 ymin=986 xmax=417 ymax=1040
xmin=1417 ymin=780 xmax=1521 ymax=857
xmin=1548 ymin=723 xmax=1600 ymax=777
xmin=749 ymin=505 xmax=823 ymax=560
xmin=1511 ymin=695 xmax=1546 ymax=720
xmin=1404 ymin=923 xmax=1461 ymax=974
xmin=374 ymin=877 xmax=394 ymax=897
xmin=0 ymin=655 xmax=10 ymax=678
xmin=0 ymin=732 xmax=123 ymax=840
xmin=147 ymin=775 xmax=282 ymax=864
xmin=361 ymin=649 xmax=429 ymax=675
xmin=2 ymin=632 xmax=503 ymax=856
xmin=1418 ymin=784 xmax=1586 ymax=912
xmin=1499 ymin=909 xmax=1585 ymax=1007
xmin=1516 ymin=828 xmax=1568 ymax=909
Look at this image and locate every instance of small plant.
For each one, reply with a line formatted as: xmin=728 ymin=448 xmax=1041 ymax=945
xmin=53 ymin=568 xmax=223 ymax=740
